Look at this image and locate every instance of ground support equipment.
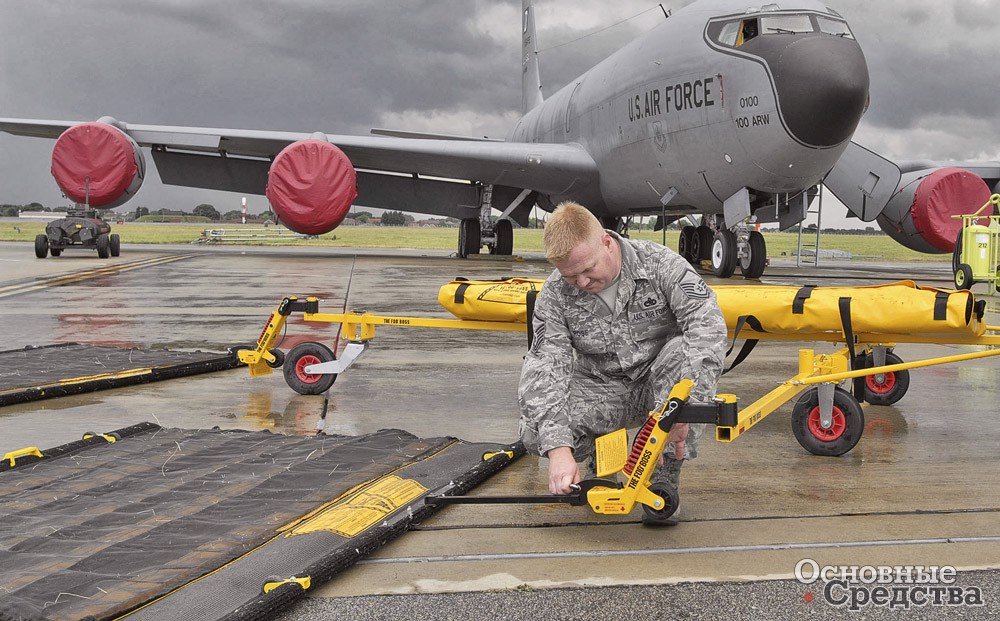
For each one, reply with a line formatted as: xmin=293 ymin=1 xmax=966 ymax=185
xmin=952 ymin=193 xmax=1000 ymax=293
xmin=427 ymin=379 xmax=738 ymax=521
xmin=240 ymin=296 xmax=1000 ymax=458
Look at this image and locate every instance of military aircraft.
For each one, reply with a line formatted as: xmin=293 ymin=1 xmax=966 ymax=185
xmin=2 ymin=0 xmax=996 ymax=277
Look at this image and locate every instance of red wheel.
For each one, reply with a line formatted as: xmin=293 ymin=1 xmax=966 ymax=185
xmin=283 ymin=342 xmax=336 ymax=394
xmin=856 ymin=351 xmax=909 ymax=405
xmin=806 ymin=407 xmax=846 ymax=441
xmin=791 ymin=387 xmax=864 ymax=456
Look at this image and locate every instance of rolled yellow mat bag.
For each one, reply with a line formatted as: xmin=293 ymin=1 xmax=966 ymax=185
xmin=438 ymin=278 xmax=545 ymax=323
xmin=713 ymin=280 xmax=984 ymax=338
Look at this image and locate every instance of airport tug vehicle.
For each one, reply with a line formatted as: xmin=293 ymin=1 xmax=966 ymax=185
xmin=952 ymin=193 xmax=1000 ymax=294
xmin=34 ymin=207 xmax=121 ymax=259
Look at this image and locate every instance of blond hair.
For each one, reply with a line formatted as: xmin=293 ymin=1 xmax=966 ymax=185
xmin=543 ymin=201 xmax=604 ymax=262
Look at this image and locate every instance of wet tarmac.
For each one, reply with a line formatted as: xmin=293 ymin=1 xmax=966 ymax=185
xmin=1 ymin=240 xmax=999 ymax=619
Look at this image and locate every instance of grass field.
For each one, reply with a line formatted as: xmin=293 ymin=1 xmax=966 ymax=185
xmin=0 ymin=220 xmax=949 ymax=263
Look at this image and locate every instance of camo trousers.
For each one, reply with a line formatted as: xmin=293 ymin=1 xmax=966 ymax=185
xmin=544 ymin=342 xmax=707 ymax=465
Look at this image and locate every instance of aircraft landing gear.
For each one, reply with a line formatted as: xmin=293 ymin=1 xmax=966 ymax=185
xmin=459 ymin=183 xmax=515 ymax=258
xmin=711 ymin=229 xmax=737 ymax=278
xmin=738 ymin=230 xmax=767 ymax=279
xmin=678 ymin=223 xmax=714 ymax=265
xmin=458 ymin=218 xmax=481 ymax=258
xmin=708 ymin=223 xmax=768 ymax=279
xmin=490 ymin=218 xmax=513 ymax=255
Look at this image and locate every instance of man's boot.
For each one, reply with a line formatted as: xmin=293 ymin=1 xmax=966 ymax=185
xmin=640 ymin=457 xmax=683 ymax=527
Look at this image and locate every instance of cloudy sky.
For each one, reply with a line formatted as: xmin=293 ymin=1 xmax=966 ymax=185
xmin=1 ymin=0 xmax=998 ymax=226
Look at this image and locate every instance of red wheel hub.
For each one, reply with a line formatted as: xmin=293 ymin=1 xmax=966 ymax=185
xmin=295 ymin=354 xmax=322 ymax=383
xmin=865 ymin=372 xmax=896 ymax=394
xmin=807 ymin=406 xmax=847 ymax=441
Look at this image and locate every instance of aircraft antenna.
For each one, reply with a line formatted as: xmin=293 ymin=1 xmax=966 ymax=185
xmin=536 ymin=5 xmax=667 ymax=53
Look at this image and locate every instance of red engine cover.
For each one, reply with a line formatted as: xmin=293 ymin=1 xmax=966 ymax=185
xmin=51 ymin=122 xmax=142 ymax=207
xmin=911 ymin=168 xmax=991 ymax=252
xmin=265 ymin=140 xmax=358 ymax=235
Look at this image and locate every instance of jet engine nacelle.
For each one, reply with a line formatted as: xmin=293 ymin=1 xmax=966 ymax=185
xmin=876 ymin=167 xmax=992 ymax=254
xmin=51 ymin=117 xmax=146 ymax=208
xmin=265 ymin=136 xmax=358 ymax=235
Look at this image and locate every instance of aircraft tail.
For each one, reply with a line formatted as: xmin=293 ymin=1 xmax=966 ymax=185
xmin=521 ymin=0 xmax=544 ymax=113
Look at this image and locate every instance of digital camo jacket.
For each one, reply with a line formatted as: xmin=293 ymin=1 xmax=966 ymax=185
xmin=518 ymin=232 xmax=728 ymax=456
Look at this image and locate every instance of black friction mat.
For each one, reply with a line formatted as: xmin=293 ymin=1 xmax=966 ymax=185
xmin=0 ymin=343 xmax=243 ymax=406
xmin=0 ymin=423 xmax=522 ymax=621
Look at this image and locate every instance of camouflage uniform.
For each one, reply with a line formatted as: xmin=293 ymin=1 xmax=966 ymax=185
xmin=518 ymin=231 xmax=727 ymax=466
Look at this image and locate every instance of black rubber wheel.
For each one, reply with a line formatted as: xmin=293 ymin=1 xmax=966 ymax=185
xmin=791 ymin=387 xmax=865 ymax=456
xmin=711 ymin=229 xmax=737 ymax=278
xmin=695 ymin=225 xmax=713 ymax=262
xmin=283 ymin=342 xmax=337 ymax=395
xmin=955 ymin=263 xmax=974 ymax=290
xmin=50 ymin=248 xmax=62 ymax=256
xmin=266 ymin=348 xmax=286 ymax=369
xmin=678 ymin=226 xmax=696 ymax=262
xmin=952 ymin=229 xmax=963 ymax=274
xmin=96 ymin=233 xmax=110 ymax=259
xmin=109 ymin=233 xmax=121 ymax=257
xmin=458 ymin=218 xmax=481 ymax=258
xmin=34 ymin=234 xmax=48 ymax=258
xmin=491 ymin=219 xmax=513 ymax=255
xmin=739 ymin=230 xmax=767 ymax=279
xmin=856 ymin=351 xmax=909 ymax=405
xmin=641 ymin=483 xmax=680 ymax=522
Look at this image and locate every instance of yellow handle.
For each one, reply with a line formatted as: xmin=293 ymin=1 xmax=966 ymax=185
xmin=667 ymin=378 xmax=695 ymax=401
xmin=4 ymin=447 xmax=43 ymax=467
xmin=263 ymin=576 xmax=311 ymax=594
xmin=482 ymin=450 xmax=515 ymax=461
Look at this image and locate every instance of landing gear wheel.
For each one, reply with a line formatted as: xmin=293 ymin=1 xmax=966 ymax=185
xmin=791 ymin=387 xmax=864 ymax=456
xmin=458 ymin=218 xmax=481 ymax=258
xmin=96 ymin=233 xmax=111 ymax=259
xmin=696 ymin=225 xmax=713 ymax=262
xmin=491 ymin=219 xmax=513 ymax=255
xmin=641 ymin=483 xmax=680 ymax=523
xmin=739 ymin=230 xmax=767 ymax=279
xmin=711 ymin=229 xmax=737 ymax=278
xmin=856 ymin=351 xmax=909 ymax=405
xmin=50 ymin=248 xmax=62 ymax=256
xmin=955 ymin=263 xmax=974 ymax=290
xmin=109 ymin=233 xmax=121 ymax=257
xmin=266 ymin=348 xmax=286 ymax=369
xmin=679 ymin=226 xmax=696 ymax=263
xmin=34 ymin=234 xmax=48 ymax=258
xmin=283 ymin=342 xmax=337 ymax=395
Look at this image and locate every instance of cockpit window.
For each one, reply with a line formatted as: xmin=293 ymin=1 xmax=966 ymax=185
xmin=709 ymin=12 xmax=854 ymax=47
xmin=759 ymin=14 xmax=814 ymax=35
xmin=816 ymin=16 xmax=854 ymax=39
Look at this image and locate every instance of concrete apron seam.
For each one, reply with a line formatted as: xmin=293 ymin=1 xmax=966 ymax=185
xmin=358 ymin=535 xmax=1000 ymax=565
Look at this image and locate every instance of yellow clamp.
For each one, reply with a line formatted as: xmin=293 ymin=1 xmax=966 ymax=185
xmin=82 ymin=432 xmax=118 ymax=443
xmin=4 ymin=447 xmax=43 ymax=467
xmin=262 ymin=575 xmax=311 ymax=594
xmin=481 ymin=450 xmax=515 ymax=461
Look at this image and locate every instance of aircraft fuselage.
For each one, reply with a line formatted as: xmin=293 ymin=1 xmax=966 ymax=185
xmin=508 ymin=0 xmax=869 ymax=221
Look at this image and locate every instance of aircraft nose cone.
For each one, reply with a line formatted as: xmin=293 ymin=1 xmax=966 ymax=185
xmin=770 ymin=35 xmax=869 ymax=147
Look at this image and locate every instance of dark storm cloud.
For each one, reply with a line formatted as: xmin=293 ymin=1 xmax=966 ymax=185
xmin=1 ymin=0 xmax=998 ymax=211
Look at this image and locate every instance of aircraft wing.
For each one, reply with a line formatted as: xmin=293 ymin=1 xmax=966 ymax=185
xmin=0 ymin=118 xmax=599 ymax=200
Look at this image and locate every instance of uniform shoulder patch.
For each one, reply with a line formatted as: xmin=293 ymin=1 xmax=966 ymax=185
xmin=678 ymin=278 xmax=710 ymax=300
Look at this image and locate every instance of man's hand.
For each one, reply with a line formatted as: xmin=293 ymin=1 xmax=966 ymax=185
xmin=670 ymin=423 xmax=689 ymax=460
xmin=546 ymin=446 xmax=581 ymax=495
